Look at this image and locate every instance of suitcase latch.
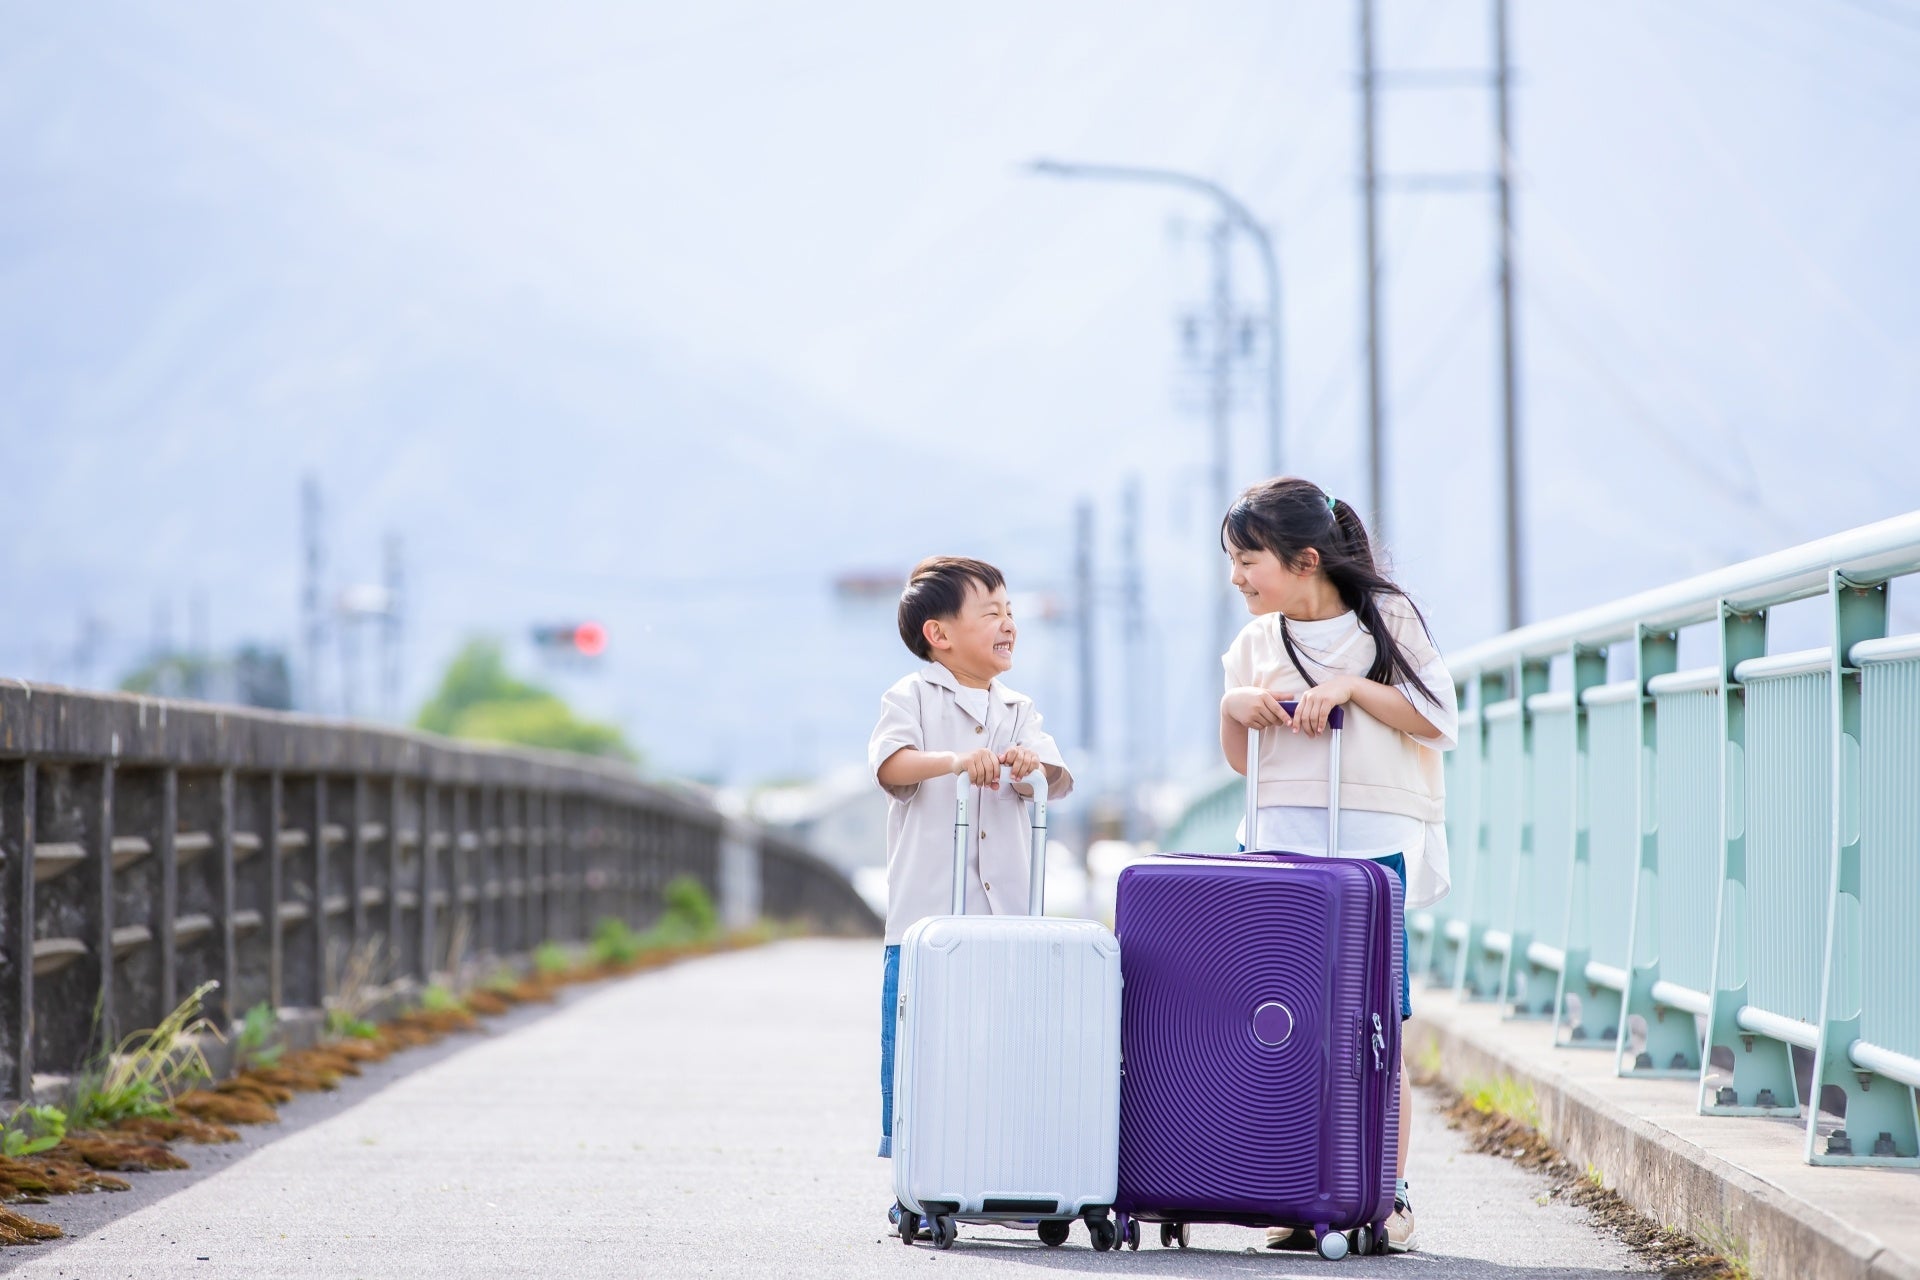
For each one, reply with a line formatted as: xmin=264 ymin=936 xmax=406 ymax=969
xmin=1370 ymin=1013 xmax=1386 ymax=1072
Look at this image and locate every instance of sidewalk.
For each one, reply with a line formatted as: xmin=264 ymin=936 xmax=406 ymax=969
xmin=9 ymin=940 xmax=1649 ymax=1278
xmin=1409 ymin=985 xmax=1920 ymax=1280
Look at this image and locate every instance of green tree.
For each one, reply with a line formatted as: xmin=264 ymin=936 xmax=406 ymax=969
xmin=416 ymin=639 xmax=636 ymax=763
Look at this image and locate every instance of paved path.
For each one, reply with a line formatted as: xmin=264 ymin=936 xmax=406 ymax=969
xmin=6 ymin=941 xmax=1647 ymax=1278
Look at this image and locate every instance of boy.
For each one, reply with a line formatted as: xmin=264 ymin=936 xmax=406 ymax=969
xmin=868 ymin=556 xmax=1073 ymax=1182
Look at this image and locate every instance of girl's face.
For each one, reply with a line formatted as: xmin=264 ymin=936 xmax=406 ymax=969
xmin=1229 ymin=544 xmax=1316 ymax=616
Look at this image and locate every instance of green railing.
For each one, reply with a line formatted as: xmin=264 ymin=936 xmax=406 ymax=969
xmin=1420 ymin=511 xmax=1920 ymax=1168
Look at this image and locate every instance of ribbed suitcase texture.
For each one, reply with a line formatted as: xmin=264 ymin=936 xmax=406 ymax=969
xmin=893 ymin=915 xmax=1122 ymax=1218
xmin=1114 ymin=856 xmax=1401 ymax=1232
xmin=1113 ymin=709 xmax=1403 ymax=1246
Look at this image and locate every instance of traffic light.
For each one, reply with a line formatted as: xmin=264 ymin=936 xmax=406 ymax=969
xmin=531 ymin=621 xmax=607 ymax=659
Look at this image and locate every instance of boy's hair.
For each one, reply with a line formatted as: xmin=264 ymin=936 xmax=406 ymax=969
xmin=897 ymin=556 xmax=1006 ymax=661
xmin=1221 ymin=475 xmax=1440 ymax=706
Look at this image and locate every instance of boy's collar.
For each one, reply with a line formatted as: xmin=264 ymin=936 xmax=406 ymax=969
xmin=920 ymin=662 xmax=1020 ymax=705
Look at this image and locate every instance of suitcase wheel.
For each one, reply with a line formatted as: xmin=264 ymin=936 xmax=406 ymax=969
xmin=1083 ymin=1213 xmax=1118 ymax=1252
xmin=1122 ymin=1217 xmax=1140 ymax=1251
xmin=894 ymin=1203 xmax=920 ymax=1247
xmin=1158 ymin=1222 xmax=1190 ymax=1248
xmin=1315 ymin=1227 xmax=1349 ymax=1261
xmin=1352 ymin=1225 xmax=1374 ymax=1256
xmin=929 ymin=1215 xmax=958 ymax=1250
xmin=1036 ymin=1219 xmax=1070 ymax=1249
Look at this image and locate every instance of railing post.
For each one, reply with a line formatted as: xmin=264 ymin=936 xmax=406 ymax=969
xmin=1701 ymin=603 xmax=1785 ymax=1114
xmin=1456 ymin=667 xmax=1510 ymax=999
xmin=158 ymin=767 xmax=179 ymax=1019
xmin=217 ymin=769 xmax=238 ymax=1028
xmin=1554 ymin=644 xmax=1616 ymax=1048
xmin=1499 ymin=657 xmax=1553 ymax=1018
xmin=419 ymin=782 xmax=437 ymax=983
xmin=1807 ymin=573 xmax=1913 ymax=1164
xmin=1 ymin=760 xmax=34 ymax=1097
xmin=1619 ymin=625 xmax=1697 ymax=1077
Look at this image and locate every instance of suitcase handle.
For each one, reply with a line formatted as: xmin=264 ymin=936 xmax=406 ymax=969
xmin=1245 ymin=702 xmax=1343 ymax=856
xmin=952 ymin=766 xmax=1049 ymax=917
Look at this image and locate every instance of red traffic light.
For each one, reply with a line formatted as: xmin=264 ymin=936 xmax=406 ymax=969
xmin=532 ymin=621 xmax=608 ymax=658
xmin=573 ymin=621 xmax=607 ymax=657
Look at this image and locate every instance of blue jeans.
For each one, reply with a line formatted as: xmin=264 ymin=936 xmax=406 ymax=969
xmin=1240 ymin=849 xmax=1413 ymax=1021
xmin=1372 ymin=853 xmax=1414 ymax=1021
xmin=879 ymin=944 xmax=900 ymax=1158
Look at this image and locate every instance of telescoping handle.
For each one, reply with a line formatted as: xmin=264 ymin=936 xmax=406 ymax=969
xmin=1245 ymin=702 xmax=1344 ymax=856
xmin=952 ymin=766 xmax=1050 ymax=916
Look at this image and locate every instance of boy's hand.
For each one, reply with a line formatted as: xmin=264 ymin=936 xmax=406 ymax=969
xmin=1000 ymin=745 xmax=1042 ymax=782
xmin=1291 ymin=676 xmax=1355 ymax=736
xmin=951 ymin=747 xmax=1002 ymax=787
xmin=1222 ymin=686 xmax=1292 ymax=730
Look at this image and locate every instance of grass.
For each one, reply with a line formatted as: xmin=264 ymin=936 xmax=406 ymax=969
xmin=0 ymin=1105 xmax=67 ymax=1159
xmin=70 ymin=981 xmax=220 ymax=1130
xmin=1461 ymin=1074 xmax=1543 ymax=1131
xmin=324 ymin=939 xmax=389 ymax=1040
xmin=233 ymin=1002 xmax=283 ymax=1070
xmin=590 ymin=876 xmax=721 ymax=967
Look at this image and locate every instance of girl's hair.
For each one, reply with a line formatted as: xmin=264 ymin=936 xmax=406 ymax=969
xmin=1221 ymin=476 xmax=1439 ymax=706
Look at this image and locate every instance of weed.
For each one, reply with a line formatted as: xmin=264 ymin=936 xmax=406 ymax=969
xmin=590 ymin=916 xmax=642 ymax=967
xmin=1462 ymin=1075 xmax=1542 ymax=1131
xmin=1585 ymin=1162 xmax=1606 ymax=1189
xmin=533 ymin=941 xmax=572 ymax=976
xmin=661 ymin=875 xmax=717 ymax=939
xmin=71 ymin=982 xmax=219 ymax=1129
xmin=419 ymin=984 xmax=464 ymax=1014
xmin=234 ymin=1002 xmax=283 ymax=1070
xmin=1411 ymin=1035 xmax=1444 ymax=1084
xmin=0 ymin=1105 xmax=67 ymax=1158
xmin=1693 ymin=1225 xmax=1754 ymax=1280
xmin=324 ymin=937 xmax=390 ymax=1041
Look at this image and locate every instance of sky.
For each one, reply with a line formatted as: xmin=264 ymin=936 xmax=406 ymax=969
xmin=2 ymin=1 xmax=1916 ymax=793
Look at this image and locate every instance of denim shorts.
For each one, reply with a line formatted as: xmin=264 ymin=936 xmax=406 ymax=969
xmin=878 ymin=944 xmax=900 ymax=1158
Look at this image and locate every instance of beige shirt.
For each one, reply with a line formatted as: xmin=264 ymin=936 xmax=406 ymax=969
xmin=1223 ymin=598 xmax=1457 ymax=908
xmin=868 ymin=663 xmax=1074 ymax=944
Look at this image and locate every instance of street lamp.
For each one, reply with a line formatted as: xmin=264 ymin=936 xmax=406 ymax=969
xmin=1026 ymin=158 xmax=1285 ymax=670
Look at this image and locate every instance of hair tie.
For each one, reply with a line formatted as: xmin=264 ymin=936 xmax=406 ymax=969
xmin=1325 ymin=494 xmax=1337 ymax=513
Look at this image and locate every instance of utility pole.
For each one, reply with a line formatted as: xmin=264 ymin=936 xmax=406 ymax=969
xmin=1074 ymin=499 xmax=1097 ymax=752
xmin=1494 ymin=0 xmax=1524 ymax=629
xmin=1209 ymin=218 xmax=1236 ymax=668
xmin=301 ymin=476 xmax=325 ymax=714
xmin=1358 ymin=0 xmax=1386 ymax=543
xmin=1119 ymin=478 xmax=1146 ymax=840
xmin=1357 ymin=0 xmax=1525 ymax=625
xmin=383 ymin=533 xmax=404 ymax=722
xmin=188 ymin=590 xmax=209 ymax=699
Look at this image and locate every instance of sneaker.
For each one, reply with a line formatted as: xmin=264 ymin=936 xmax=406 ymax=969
xmin=886 ymin=1203 xmax=930 ymax=1233
xmin=1386 ymin=1193 xmax=1417 ymax=1253
xmin=1265 ymin=1227 xmax=1314 ymax=1251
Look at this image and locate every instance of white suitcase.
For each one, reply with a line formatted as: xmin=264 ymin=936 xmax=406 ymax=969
xmin=891 ymin=767 xmax=1123 ymax=1251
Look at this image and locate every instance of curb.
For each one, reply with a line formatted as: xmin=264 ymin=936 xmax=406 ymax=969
xmin=1409 ymin=989 xmax=1920 ymax=1280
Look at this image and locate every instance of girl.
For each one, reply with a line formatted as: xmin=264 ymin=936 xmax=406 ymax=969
xmin=1217 ymin=476 xmax=1457 ymax=1255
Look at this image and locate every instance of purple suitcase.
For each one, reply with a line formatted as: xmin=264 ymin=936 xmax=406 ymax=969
xmin=1114 ymin=705 xmax=1403 ymax=1260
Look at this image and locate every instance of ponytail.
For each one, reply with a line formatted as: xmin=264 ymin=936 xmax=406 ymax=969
xmin=1222 ymin=478 xmax=1440 ymax=708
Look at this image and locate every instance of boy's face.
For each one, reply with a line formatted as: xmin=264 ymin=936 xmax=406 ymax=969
xmin=925 ymin=580 xmax=1016 ymax=678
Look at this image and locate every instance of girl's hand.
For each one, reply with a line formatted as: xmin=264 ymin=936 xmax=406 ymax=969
xmin=1000 ymin=744 xmax=1042 ymax=782
xmin=1290 ymin=677 xmax=1354 ymax=736
xmin=1222 ymin=686 xmax=1293 ymax=730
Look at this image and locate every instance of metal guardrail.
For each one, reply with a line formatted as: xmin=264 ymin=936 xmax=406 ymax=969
xmin=1417 ymin=511 xmax=1920 ymax=1168
xmin=0 ymin=680 xmax=879 ymax=1099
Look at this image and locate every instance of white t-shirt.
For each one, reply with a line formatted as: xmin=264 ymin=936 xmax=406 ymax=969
xmin=1230 ymin=608 xmax=1458 ymax=909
